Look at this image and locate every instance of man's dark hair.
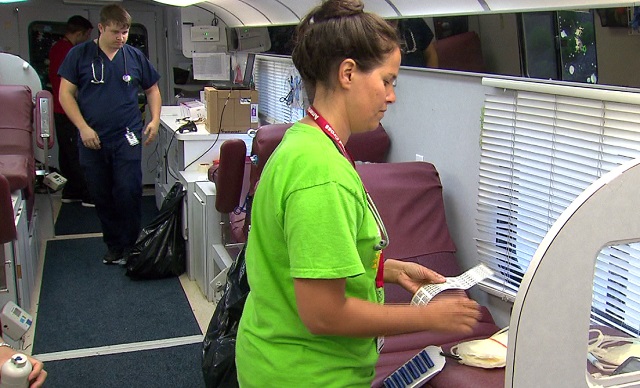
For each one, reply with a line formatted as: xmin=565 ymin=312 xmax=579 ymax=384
xmin=66 ymin=15 xmax=93 ymax=34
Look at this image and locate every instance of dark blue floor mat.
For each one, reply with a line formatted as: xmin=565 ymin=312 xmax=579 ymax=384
xmin=54 ymin=195 xmax=158 ymax=236
xmin=42 ymin=343 xmax=204 ymax=388
xmin=33 ymin=237 xmax=201 ymax=354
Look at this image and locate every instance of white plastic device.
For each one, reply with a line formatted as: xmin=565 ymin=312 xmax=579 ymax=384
xmin=1 ymin=302 xmax=32 ymax=341
xmin=43 ymin=172 xmax=67 ymax=192
xmin=0 ymin=354 xmax=31 ymax=388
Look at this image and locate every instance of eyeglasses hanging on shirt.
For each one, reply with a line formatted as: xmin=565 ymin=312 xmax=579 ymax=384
xmin=91 ymin=41 xmax=132 ymax=85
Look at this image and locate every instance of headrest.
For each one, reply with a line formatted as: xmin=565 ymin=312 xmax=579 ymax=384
xmin=248 ymin=122 xmax=391 ymax=193
xmin=357 ymin=161 xmax=456 ymax=259
xmin=347 ymin=125 xmax=390 ymax=163
xmin=434 ymin=31 xmax=485 ymax=73
xmin=213 ymin=139 xmax=247 ymax=213
xmin=0 ymin=85 xmax=33 ymax=133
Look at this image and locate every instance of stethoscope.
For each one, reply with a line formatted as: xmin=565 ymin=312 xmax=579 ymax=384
xmin=366 ymin=191 xmax=389 ymax=251
xmin=91 ymin=39 xmax=132 ymax=85
xmin=400 ymin=27 xmax=417 ymax=54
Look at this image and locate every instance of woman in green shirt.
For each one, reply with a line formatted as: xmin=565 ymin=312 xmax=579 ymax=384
xmin=236 ymin=1 xmax=481 ymax=386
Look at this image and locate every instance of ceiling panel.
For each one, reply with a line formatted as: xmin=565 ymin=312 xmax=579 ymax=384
xmin=484 ymin=0 xmax=636 ymax=12
xmin=197 ymin=0 xmax=300 ymax=26
xmin=389 ymin=0 xmax=487 ymax=17
xmin=195 ymin=0 xmax=638 ymax=27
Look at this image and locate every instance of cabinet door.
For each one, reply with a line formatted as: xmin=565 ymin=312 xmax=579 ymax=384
xmin=12 ymin=201 xmax=30 ymax=312
xmin=191 ymin=190 xmax=207 ymax=296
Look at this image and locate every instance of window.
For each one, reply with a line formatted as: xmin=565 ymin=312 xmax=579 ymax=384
xmin=253 ymin=55 xmax=305 ymax=124
xmin=477 ymin=78 xmax=640 ymax=335
xmin=519 ymin=10 xmax=597 ymax=84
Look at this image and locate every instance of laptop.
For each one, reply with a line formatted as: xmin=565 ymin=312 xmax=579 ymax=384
xmin=211 ymin=53 xmax=255 ymax=90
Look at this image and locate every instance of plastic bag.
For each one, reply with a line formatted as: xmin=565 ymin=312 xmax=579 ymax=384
xmin=125 ymin=182 xmax=186 ymax=279
xmin=202 ymin=245 xmax=250 ymax=388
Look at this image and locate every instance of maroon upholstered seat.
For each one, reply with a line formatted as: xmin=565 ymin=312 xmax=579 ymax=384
xmin=0 ymin=155 xmax=30 ymax=192
xmin=217 ymin=122 xmax=392 ymax=244
xmin=434 ymin=31 xmax=485 ymax=73
xmin=357 ymin=162 xmax=504 ymax=388
xmin=0 ymin=85 xmax=38 ymax=243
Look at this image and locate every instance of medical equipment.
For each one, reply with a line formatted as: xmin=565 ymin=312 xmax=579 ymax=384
xmin=43 ymin=171 xmax=67 ymax=191
xmin=587 ymin=329 xmax=640 ymax=373
xmin=382 ymin=346 xmax=445 ymax=388
xmin=505 ymin=158 xmax=640 ymax=387
xmin=91 ymin=40 xmax=131 ymax=85
xmin=0 ymin=354 xmax=31 ymax=388
xmin=366 ymin=191 xmax=389 ymax=251
xmin=450 ymin=327 xmax=509 ymax=369
xmin=1 ymin=302 xmax=32 ymax=342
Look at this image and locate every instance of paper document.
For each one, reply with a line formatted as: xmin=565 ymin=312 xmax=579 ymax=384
xmin=192 ymin=53 xmax=229 ymax=80
xmin=411 ymin=263 xmax=494 ymax=306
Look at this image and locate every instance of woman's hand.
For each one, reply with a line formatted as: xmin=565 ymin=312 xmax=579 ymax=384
xmin=384 ymin=259 xmax=445 ymax=295
xmin=27 ymin=354 xmax=47 ymax=388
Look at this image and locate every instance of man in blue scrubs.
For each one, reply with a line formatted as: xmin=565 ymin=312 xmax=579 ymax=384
xmin=58 ymin=4 xmax=162 ymax=265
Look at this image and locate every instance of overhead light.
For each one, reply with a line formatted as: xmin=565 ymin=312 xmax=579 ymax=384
xmin=153 ymin=0 xmax=202 ymax=6
xmin=0 ymin=0 xmax=28 ymax=3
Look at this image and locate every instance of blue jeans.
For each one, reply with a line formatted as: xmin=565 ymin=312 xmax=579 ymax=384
xmin=79 ymin=135 xmax=142 ymax=253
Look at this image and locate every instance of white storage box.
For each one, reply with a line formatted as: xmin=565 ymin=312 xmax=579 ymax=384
xmin=179 ymin=100 xmax=206 ymax=121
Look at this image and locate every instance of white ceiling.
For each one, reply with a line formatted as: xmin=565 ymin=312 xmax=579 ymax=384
xmin=189 ymin=0 xmax=638 ymax=27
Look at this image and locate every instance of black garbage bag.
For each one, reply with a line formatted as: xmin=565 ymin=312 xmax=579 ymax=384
xmin=125 ymin=182 xmax=186 ymax=279
xmin=202 ymin=245 xmax=250 ymax=388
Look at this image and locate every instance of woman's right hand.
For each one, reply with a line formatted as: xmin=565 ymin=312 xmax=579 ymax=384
xmin=421 ymin=292 xmax=481 ymax=334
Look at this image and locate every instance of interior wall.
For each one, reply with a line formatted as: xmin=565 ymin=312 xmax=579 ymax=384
xmin=381 ymin=68 xmax=512 ymax=327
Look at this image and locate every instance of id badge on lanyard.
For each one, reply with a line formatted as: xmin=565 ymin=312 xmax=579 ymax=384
xmin=375 ymin=250 xmax=385 ymax=353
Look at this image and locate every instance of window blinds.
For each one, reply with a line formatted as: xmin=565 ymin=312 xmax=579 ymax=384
xmin=254 ymin=55 xmax=305 ymax=124
xmin=477 ymin=78 xmax=640 ymax=334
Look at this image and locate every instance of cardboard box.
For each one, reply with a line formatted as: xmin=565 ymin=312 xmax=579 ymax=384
xmin=204 ymin=87 xmax=259 ymax=133
xmin=179 ymin=100 xmax=206 ymax=121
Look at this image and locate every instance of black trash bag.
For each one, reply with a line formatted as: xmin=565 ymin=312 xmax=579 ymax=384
xmin=125 ymin=182 xmax=186 ymax=279
xmin=202 ymin=245 xmax=250 ymax=388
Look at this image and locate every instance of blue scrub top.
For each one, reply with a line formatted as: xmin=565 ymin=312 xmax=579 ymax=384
xmin=58 ymin=40 xmax=160 ymax=144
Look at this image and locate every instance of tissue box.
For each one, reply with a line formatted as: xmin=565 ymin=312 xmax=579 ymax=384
xmin=204 ymin=87 xmax=259 ymax=133
xmin=180 ymin=100 xmax=207 ymax=121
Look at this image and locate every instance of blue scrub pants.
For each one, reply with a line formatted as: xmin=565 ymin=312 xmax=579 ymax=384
xmin=79 ymin=136 xmax=142 ymax=254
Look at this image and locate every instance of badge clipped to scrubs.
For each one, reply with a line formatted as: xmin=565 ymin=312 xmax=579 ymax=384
xmin=125 ymin=127 xmax=139 ymax=146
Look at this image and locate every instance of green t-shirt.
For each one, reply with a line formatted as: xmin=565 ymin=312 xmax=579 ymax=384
xmin=236 ymin=122 xmax=382 ymax=387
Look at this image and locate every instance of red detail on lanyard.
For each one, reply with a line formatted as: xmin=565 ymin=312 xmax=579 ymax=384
xmin=306 ymin=106 xmax=356 ymax=168
xmin=307 ymin=105 xmax=384 ymax=288
xmin=376 ymin=252 xmax=385 ymax=288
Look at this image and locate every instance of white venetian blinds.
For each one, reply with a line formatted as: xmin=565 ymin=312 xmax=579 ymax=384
xmin=254 ymin=55 xmax=305 ymax=124
xmin=477 ymin=78 xmax=640 ymax=334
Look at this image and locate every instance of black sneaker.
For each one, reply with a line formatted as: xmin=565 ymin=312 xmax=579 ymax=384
xmin=102 ymin=249 xmax=125 ymax=265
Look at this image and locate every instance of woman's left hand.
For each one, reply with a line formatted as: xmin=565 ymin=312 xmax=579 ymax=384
xmin=385 ymin=259 xmax=445 ymax=295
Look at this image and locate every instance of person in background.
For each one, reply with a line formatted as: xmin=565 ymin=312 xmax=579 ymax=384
xmin=48 ymin=15 xmax=94 ymax=207
xmin=57 ymin=4 xmax=161 ymax=265
xmin=235 ymin=0 xmax=479 ymax=386
xmin=0 ymin=343 xmax=46 ymax=387
xmin=390 ymin=17 xmax=439 ymax=68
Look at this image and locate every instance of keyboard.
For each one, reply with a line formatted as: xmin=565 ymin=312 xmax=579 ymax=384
xmin=382 ymin=345 xmax=445 ymax=388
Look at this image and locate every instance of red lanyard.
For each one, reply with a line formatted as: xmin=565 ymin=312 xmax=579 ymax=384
xmin=306 ymin=105 xmax=385 ymax=288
